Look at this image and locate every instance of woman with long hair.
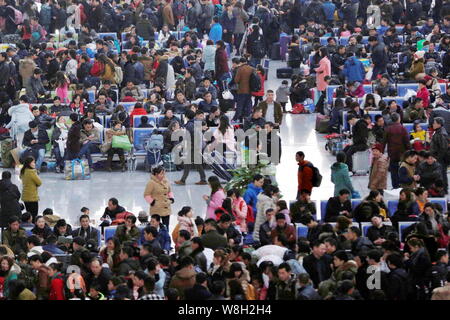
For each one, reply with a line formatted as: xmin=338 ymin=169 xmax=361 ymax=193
xmin=20 ymin=156 xmax=42 ymax=221
xmin=98 ymin=54 xmax=117 ymax=84
xmin=204 ymin=176 xmax=226 ymax=220
xmin=314 ymin=47 xmax=331 ymax=114
xmin=208 ymin=249 xmax=230 ymax=282
xmin=226 ymin=189 xmax=248 ymax=233
xmin=99 ymin=237 xmax=121 ymax=273
xmin=55 ymin=71 xmax=70 ymax=104
xmin=210 ymin=115 xmax=236 ymax=154
xmin=251 ymin=65 xmax=265 ymax=108
xmin=0 ymin=256 xmax=19 ymax=298
xmin=18 ymin=20 xmax=32 ymax=49
xmin=51 ymin=116 xmax=69 ymax=173
xmin=69 ymin=94 xmax=85 ymax=114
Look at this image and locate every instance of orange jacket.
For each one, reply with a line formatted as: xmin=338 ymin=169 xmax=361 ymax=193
xmin=298 ymin=160 xmax=313 ymax=192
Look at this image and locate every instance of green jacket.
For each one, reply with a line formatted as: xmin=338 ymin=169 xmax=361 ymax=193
xmin=331 ymin=162 xmax=355 ymax=197
xmin=2 ymin=228 xmax=28 ymax=255
xmin=20 ymin=168 xmax=42 ymax=202
xmin=200 ymin=230 xmax=227 ymax=250
xmin=114 ymin=225 xmax=140 ymax=244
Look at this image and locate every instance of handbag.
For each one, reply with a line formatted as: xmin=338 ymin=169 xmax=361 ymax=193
xmin=222 ymin=89 xmax=234 ymax=100
xmin=112 ymin=135 xmax=132 ymax=151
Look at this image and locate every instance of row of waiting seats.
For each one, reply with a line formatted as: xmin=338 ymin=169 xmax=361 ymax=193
xmin=292 ymin=198 xmax=447 ymax=242
xmin=327 ymin=83 xmax=449 ymax=105
xmin=341 ymin=110 xmax=429 ymax=131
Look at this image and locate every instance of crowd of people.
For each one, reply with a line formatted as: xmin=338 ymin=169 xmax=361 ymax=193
xmin=0 ymin=0 xmax=450 ymax=302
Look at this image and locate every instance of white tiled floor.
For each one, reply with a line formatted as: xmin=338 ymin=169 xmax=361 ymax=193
xmin=2 ymin=61 xmax=447 ymax=231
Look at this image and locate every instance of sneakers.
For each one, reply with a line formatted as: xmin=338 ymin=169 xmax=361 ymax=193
xmin=174 ymin=180 xmax=186 ymax=185
xmin=195 ymin=181 xmax=208 ymax=185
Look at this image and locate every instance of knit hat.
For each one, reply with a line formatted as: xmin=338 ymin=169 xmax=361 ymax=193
xmin=138 ymin=211 xmax=148 ymax=219
xmin=371 ymin=143 xmax=383 ymax=153
xmin=414 ymin=50 xmax=425 ymax=60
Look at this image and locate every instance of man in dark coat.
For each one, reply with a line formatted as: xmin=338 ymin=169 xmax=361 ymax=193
xmin=343 ymin=226 xmax=375 ymax=256
xmin=85 ymin=258 xmax=113 ymax=295
xmin=385 ymin=253 xmax=409 ymax=300
xmin=72 ymin=215 xmax=100 ymax=249
xmin=22 ymin=120 xmax=50 ymax=171
xmin=384 ymin=113 xmax=410 ymax=189
xmin=66 ymin=113 xmax=82 ymax=160
xmin=0 ymin=171 xmax=22 ymax=228
xmin=368 ymin=36 xmax=389 ymax=80
xmin=297 ymin=273 xmax=322 ymax=300
xmin=200 ymin=219 xmax=227 ymax=250
xmin=88 ymin=0 xmax=104 ymax=31
xmin=1 ymin=216 xmax=28 ymax=255
xmin=184 ymin=272 xmax=212 ymax=300
xmin=429 ymin=105 xmax=450 ymax=136
xmin=415 ymin=152 xmax=443 ymax=189
xmin=303 ymin=241 xmax=333 ymax=288
xmin=344 ymin=114 xmax=370 ymax=172
xmin=324 ymin=189 xmax=352 ymax=222
xmin=430 ymin=117 xmax=449 ymax=192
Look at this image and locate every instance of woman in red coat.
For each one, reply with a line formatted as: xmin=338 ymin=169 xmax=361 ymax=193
xmin=416 ymin=79 xmax=430 ymax=109
xmin=251 ymin=65 xmax=265 ymax=108
xmin=129 ymin=102 xmax=148 ymax=127
xmin=48 ymin=263 xmax=65 ymax=300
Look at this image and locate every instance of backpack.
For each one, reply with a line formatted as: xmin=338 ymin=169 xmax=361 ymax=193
xmin=252 ymin=38 xmax=266 ymax=59
xmin=302 ymin=162 xmax=322 ymax=187
xmin=249 ymin=70 xmax=262 ymax=92
xmin=246 ymin=205 xmax=255 ymax=224
xmin=214 ymin=4 xmax=223 ymax=17
xmin=145 ymin=131 xmax=164 ymax=150
xmin=7 ymin=6 xmax=23 ymax=25
xmin=173 ymin=0 xmax=187 ymax=19
xmin=115 ymin=211 xmax=135 ymax=220
xmin=114 ymin=66 xmax=123 ymax=84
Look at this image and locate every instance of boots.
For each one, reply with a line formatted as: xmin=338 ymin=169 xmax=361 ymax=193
xmin=119 ymin=154 xmax=126 ymax=172
xmin=106 ymin=154 xmax=113 ymax=172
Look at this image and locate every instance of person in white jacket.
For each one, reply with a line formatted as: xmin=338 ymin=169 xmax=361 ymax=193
xmin=6 ymin=96 xmax=35 ymax=149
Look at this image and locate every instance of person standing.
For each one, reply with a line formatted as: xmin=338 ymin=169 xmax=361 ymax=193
xmin=232 ymin=57 xmax=254 ymax=122
xmin=20 ymin=157 xmax=42 ymax=221
xmin=331 ymin=152 xmax=356 ymax=198
xmin=6 ymin=95 xmax=35 ymax=150
xmin=296 ymin=151 xmax=314 ymax=199
xmin=368 ymin=35 xmax=389 ymax=80
xmin=430 ymin=117 xmax=449 ymax=193
xmin=383 ymin=113 xmax=410 ymax=189
xmin=66 ymin=113 xmax=82 ymax=161
xmin=144 ymin=166 xmax=174 ymax=229
xmin=368 ymin=143 xmax=389 ymax=194
xmin=314 ymin=47 xmax=331 ymax=114
xmin=214 ymin=40 xmax=230 ymax=91
xmin=0 ymin=171 xmax=22 ymax=228
xmin=257 ymin=90 xmax=283 ymax=128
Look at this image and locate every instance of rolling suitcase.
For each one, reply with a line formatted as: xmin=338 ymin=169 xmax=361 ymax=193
xmin=203 ymin=151 xmax=236 ymax=182
xmin=352 ymin=150 xmax=371 ymax=175
xmin=270 ymin=42 xmax=281 ymax=60
xmin=276 ymin=67 xmax=293 ymax=79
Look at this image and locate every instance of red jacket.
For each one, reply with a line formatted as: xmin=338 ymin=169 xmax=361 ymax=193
xmin=90 ymin=61 xmax=104 ymax=77
xmin=215 ymin=47 xmax=229 ymax=79
xmin=416 ymin=86 xmax=430 ymax=108
xmin=49 ymin=275 xmax=65 ymax=300
xmin=298 ymin=160 xmax=313 ymax=192
xmin=130 ymin=107 xmax=148 ymax=126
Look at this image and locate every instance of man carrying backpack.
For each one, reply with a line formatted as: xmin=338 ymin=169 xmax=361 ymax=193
xmin=296 ymin=151 xmax=317 ymax=199
xmin=232 ymin=57 xmax=255 ymax=123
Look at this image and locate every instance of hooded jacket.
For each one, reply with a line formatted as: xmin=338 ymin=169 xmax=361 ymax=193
xmin=331 ymin=162 xmax=355 ymax=197
xmin=243 ymin=183 xmax=262 ymax=214
xmin=6 ymin=104 xmax=35 ymax=136
xmin=343 ymin=56 xmax=365 ymax=82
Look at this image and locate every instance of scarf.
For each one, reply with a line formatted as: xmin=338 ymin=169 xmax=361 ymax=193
xmin=106 ymin=249 xmax=115 ymax=268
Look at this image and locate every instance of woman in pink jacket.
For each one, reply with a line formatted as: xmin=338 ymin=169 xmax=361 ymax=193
xmin=314 ymin=47 xmax=331 ymax=113
xmin=203 ymin=176 xmax=226 ymax=220
xmin=228 ymin=189 xmax=248 ymax=233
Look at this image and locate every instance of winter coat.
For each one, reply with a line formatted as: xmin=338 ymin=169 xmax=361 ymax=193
xmin=415 ymin=161 xmax=442 ymax=189
xmin=324 ymin=196 xmax=352 ymax=222
xmin=0 ymin=178 xmax=22 ymax=227
xmin=162 ymin=3 xmax=175 ymax=27
xmin=2 ymin=228 xmax=27 ymax=255
xmin=430 ymin=126 xmax=449 ymax=164
xmin=200 ymin=229 xmax=227 ymax=251
xmin=169 ymin=266 xmax=196 ymax=299
xmin=253 ymin=193 xmax=275 ymax=243
xmin=322 ymin=1 xmax=336 ymax=21
xmin=384 ymin=122 xmax=410 ymax=162
xmin=297 ymin=160 xmax=313 ymax=193
xmin=6 ymin=104 xmax=35 ymax=137
xmin=343 ymin=56 xmax=365 ymax=82
xmin=318 ymin=260 xmax=358 ymax=299
xmin=209 ymin=23 xmax=223 ymax=43
xmin=114 ymin=224 xmax=140 ymax=244
xmin=234 ymin=63 xmax=253 ymax=94
xmin=206 ymin=189 xmax=226 ymax=219
xmin=117 ymin=258 xmax=141 ymax=276
xmin=315 ymin=57 xmax=331 ymax=91
xmin=398 ymin=160 xmax=416 ymax=189
xmin=331 ymin=162 xmax=355 ymax=197
xmin=20 ymin=168 xmax=42 ymax=202
xmin=368 ymin=153 xmax=389 ymax=190
xmin=144 ymin=175 xmax=173 ymax=217
xmin=243 ymin=183 xmax=262 ymax=214
xmin=202 ymin=45 xmax=216 ymax=71
xmin=215 ymin=46 xmax=229 ymax=79
xmin=276 ymin=84 xmax=290 ymax=103
xmin=232 ymin=7 xmax=248 ymax=34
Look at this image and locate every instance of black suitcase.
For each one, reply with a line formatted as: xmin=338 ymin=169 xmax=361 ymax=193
xmin=276 ymin=67 xmax=293 ymax=79
xmin=270 ymin=42 xmax=281 ymax=60
xmin=203 ymin=151 xmax=236 ymax=182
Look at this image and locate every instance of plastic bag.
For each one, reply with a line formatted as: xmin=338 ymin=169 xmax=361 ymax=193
xmin=365 ymin=67 xmax=373 ymax=80
xmin=222 ymin=90 xmax=234 ymax=100
xmin=112 ymin=135 xmax=132 ymax=151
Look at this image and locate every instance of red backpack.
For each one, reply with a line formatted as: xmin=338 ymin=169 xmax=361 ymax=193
xmin=290 ymin=103 xmax=307 ymax=114
xmin=246 ymin=205 xmax=255 ymax=224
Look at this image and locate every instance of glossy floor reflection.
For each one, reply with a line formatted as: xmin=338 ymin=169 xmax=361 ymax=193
xmin=2 ymin=61 xmax=447 ymax=231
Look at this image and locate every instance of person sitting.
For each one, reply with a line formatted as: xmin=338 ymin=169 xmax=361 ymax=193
xmin=117 ymin=246 xmax=141 ymax=276
xmin=353 ymin=190 xmax=389 ymax=222
xmin=270 ymin=212 xmax=296 ymax=247
xmin=419 ymin=203 xmax=447 ymax=238
xmin=94 ymin=93 xmax=115 ymax=115
xmin=72 ymin=215 xmax=100 ymax=249
xmin=172 ymin=90 xmax=190 ymax=114
xmin=102 ymin=121 xmax=128 ymax=172
xmin=346 ymin=81 xmax=365 ymax=98
xmin=2 ymin=217 xmax=28 ymax=255
xmin=342 ymin=226 xmax=375 ymax=256
xmin=243 ymin=108 xmax=266 ymax=131
xmin=290 ymin=189 xmax=317 ymax=222
xmin=21 ymin=120 xmax=49 ymax=172
xmin=78 ymin=119 xmax=101 ymax=171
xmin=120 ymin=81 xmax=145 ymax=101
xmin=100 ymin=198 xmax=126 ymax=226
xmin=403 ymin=97 xmax=427 ymax=123
xmin=114 ymin=215 xmax=140 ymax=245
xmin=366 ymin=215 xmax=397 ymax=245
xmin=31 ymin=216 xmax=54 ymax=243
xmin=415 ymin=152 xmax=442 ymax=190
xmin=138 ymin=116 xmax=155 ymax=128
xmin=53 ymin=219 xmax=73 ymax=237
xmin=196 ymin=77 xmax=218 ymax=100
xmin=324 ymin=189 xmax=352 ymax=222
xmin=159 ymin=108 xmax=181 ymax=128
xmin=205 ymin=106 xmax=221 ymax=127
xmin=98 ymin=80 xmax=118 ymax=103
xmin=50 ymin=96 xmax=72 ymax=116
xmin=343 ymin=114 xmax=370 ymax=172
xmin=398 ymin=150 xmax=419 ymax=189
xmin=198 ymin=91 xmax=218 ymax=113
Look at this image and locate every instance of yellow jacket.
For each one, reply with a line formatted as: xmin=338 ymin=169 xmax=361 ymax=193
xmin=411 ymin=130 xmax=426 ymax=141
xmin=20 ymin=168 xmax=42 ymax=202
